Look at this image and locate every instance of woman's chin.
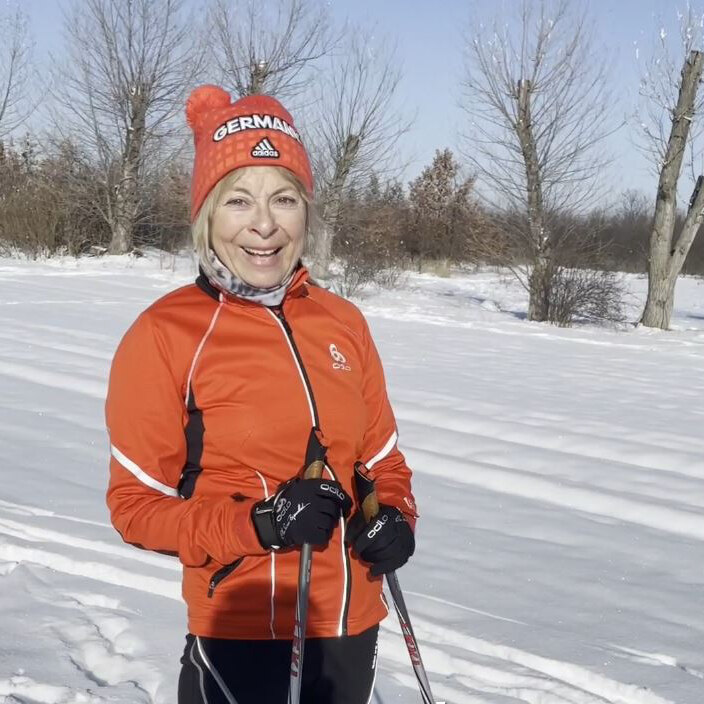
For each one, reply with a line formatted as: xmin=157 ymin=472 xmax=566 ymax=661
xmin=236 ymin=263 xmax=289 ymax=289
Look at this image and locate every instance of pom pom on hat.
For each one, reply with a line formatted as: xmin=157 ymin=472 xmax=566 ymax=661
xmin=186 ymin=85 xmax=232 ymax=129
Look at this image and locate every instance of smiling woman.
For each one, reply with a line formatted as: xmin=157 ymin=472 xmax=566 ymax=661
xmin=105 ymin=84 xmax=418 ymax=704
xmin=192 ymin=166 xmax=310 ymax=291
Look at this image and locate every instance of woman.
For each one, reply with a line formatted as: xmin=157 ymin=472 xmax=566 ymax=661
xmin=105 ymin=85 xmax=418 ymax=704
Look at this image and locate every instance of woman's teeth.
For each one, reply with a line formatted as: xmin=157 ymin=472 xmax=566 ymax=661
xmin=242 ymin=247 xmax=280 ymax=257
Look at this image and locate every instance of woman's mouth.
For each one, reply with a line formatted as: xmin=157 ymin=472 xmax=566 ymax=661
xmin=241 ymin=246 xmax=282 ymax=259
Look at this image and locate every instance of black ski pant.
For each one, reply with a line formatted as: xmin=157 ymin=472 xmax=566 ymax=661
xmin=178 ymin=624 xmax=378 ymax=704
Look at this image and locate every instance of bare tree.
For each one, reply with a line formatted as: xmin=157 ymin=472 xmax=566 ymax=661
xmin=307 ymin=30 xmax=411 ymax=278
xmin=208 ymin=0 xmax=336 ymax=100
xmin=0 ymin=5 xmax=33 ymax=138
xmin=461 ymin=0 xmax=614 ymax=322
xmin=638 ymin=7 xmax=704 ymax=329
xmin=52 ymin=0 xmax=203 ymax=255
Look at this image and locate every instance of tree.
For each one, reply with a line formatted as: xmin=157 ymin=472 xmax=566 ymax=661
xmin=407 ymin=149 xmax=480 ymax=272
xmin=332 ymin=174 xmax=409 ymax=296
xmin=208 ymin=0 xmax=336 ymax=100
xmin=307 ymin=30 xmax=410 ymax=278
xmin=0 ymin=5 xmax=33 ymax=138
xmin=461 ymin=0 xmax=613 ymax=322
xmin=53 ymin=0 xmax=203 ymax=254
xmin=0 ymin=136 xmax=110 ymax=257
xmin=638 ymin=8 xmax=704 ymax=329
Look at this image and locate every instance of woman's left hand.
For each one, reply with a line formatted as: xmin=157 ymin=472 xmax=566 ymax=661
xmin=346 ymin=505 xmax=415 ymax=576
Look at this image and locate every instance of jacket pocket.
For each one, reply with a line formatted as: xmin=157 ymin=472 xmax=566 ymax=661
xmin=207 ymin=556 xmax=244 ymax=598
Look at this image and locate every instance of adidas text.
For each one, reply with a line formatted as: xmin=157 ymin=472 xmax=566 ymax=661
xmin=251 ymin=138 xmax=280 ymax=158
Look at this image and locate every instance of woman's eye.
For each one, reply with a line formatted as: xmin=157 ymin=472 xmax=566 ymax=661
xmin=276 ymin=195 xmax=298 ymax=206
xmin=225 ymin=197 xmax=249 ymax=207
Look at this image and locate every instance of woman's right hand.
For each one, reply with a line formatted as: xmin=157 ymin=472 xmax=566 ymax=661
xmin=251 ymin=478 xmax=352 ymax=550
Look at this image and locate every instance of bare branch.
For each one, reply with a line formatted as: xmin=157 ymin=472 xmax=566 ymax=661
xmin=0 ymin=5 xmax=33 ymax=138
xmin=636 ymin=4 xmax=704 ymax=181
xmin=208 ymin=0 xmax=337 ymax=102
xmin=50 ymin=0 xmax=205 ymax=253
xmin=305 ymin=28 xmax=412 ymax=277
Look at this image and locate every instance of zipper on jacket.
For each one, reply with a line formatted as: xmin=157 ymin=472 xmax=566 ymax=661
xmin=208 ymin=557 xmax=244 ymax=598
xmin=269 ymin=305 xmax=352 ymax=635
xmin=324 ymin=461 xmax=352 ymax=637
xmin=270 ymin=306 xmax=320 ymax=428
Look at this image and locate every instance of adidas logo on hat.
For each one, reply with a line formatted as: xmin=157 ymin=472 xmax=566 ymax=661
xmin=251 ymin=138 xmax=280 ymax=158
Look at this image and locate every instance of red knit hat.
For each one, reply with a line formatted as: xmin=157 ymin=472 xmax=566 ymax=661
xmin=186 ymin=85 xmax=314 ymax=221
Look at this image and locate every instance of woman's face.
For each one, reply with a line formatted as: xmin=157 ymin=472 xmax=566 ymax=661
xmin=210 ymin=167 xmax=307 ymax=289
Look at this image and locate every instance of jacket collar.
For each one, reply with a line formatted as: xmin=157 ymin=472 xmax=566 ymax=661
xmin=196 ymin=263 xmax=310 ymax=304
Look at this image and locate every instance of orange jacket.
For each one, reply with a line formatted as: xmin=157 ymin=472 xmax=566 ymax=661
xmin=105 ymin=266 xmax=417 ymax=640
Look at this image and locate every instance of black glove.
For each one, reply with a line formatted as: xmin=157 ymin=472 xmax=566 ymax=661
xmin=346 ymin=505 xmax=415 ymax=576
xmin=252 ymin=478 xmax=352 ymax=550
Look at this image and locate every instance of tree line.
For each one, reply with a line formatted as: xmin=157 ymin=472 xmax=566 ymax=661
xmin=1 ymin=0 xmax=704 ymax=330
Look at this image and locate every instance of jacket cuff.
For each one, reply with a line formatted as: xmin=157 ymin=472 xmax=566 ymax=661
xmin=374 ymin=490 xmax=418 ymax=532
xmin=251 ymin=495 xmax=281 ymax=550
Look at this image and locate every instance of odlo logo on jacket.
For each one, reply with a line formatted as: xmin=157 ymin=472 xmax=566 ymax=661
xmin=329 ymin=343 xmax=351 ymax=371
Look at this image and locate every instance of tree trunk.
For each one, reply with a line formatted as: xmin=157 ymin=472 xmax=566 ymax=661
xmin=310 ymin=134 xmax=360 ymax=279
xmin=309 ymin=224 xmax=333 ymax=279
xmin=641 ymin=175 xmax=704 ymax=328
xmin=528 ymin=253 xmax=553 ymax=321
xmin=640 ymin=262 xmax=677 ymax=328
xmin=108 ymin=88 xmax=147 ymax=255
xmin=249 ymin=60 xmax=269 ymax=94
xmin=641 ymin=50 xmax=704 ymax=329
xmin=516 ymin=79 xmax=551 ymax=322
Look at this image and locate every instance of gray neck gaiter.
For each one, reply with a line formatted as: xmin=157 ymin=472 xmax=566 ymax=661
xmin=200 ymin=248 xmax=296 ymax=306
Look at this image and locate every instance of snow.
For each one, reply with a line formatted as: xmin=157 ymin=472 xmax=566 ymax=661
xmin=1 ymin=253 xmax=703 ymax=703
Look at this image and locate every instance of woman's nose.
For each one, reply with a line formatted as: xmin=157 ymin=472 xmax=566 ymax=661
xmin=250 ymin=201 xmax=277 ymax=238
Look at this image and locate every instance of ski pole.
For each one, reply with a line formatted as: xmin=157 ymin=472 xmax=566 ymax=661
xmin=353 ymin=462 xmax=437 ymax=704
xmin=288 ymin=429 xmax=327 ymax=704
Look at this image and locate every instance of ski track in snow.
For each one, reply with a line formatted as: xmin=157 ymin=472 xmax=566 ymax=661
xmin=1 ymin=258 xmax=702 ymax=703
xmin=0 ymin=360 xmax=106 ymax=399
xmin=0 ymin=516 xmax=180 ymax=571
xmin=0 ymin=585 xmax=159 ymax=703
xmin=0 ymin=499 xmax=110 ymax=528
xmin=394 ymin=401 xmax=704 ymax=481
xmin=50 ymin=601 xmax=160 ymax=701
xmin=0 ymin=676 xmax=107 ymax=703
xmin=404 ymin=445 xmax=704 ymax=542
xmin=379 ymin=614 xmax=675 ymax=704
xmin=0 ymin=496 xmax=688 ymax=704
xmin=387 ymin=398 xmax=704 ymax=543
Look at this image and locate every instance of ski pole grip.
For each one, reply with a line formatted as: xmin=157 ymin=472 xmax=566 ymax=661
xmin=353 ymin=462 xmax=379 ymax=522
xmin=303 ymin=427 xmax=327 ymax=479
xmin=304 ymin=460 xmax=324 ymax=480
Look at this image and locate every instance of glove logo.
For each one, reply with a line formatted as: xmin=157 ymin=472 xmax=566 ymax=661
xmin=275 ymin=497 xmax=291 ymax=521
xmin=329 ymin=343 xmax=351 ymax=372
xmin=279 ymin=502 xmax=310 ymax=538
xmin=290 ymin=502 xmax=309 ymax=520
xmin=320 ymin=482 xmax=346 ymax=501
xmin=367 ymin=514 xmax=389 ymax=539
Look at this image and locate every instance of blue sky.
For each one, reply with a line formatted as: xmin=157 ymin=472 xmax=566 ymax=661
xmin=17 ymin=0 xmax=697 ymax=203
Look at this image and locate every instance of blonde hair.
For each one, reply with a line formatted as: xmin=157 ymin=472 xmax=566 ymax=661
xmin=191 ymin=166 xmax=315 ymax=262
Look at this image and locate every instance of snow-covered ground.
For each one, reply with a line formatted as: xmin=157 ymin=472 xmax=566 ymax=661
xmin=0 ymin=253 xmax=702 ymax=704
